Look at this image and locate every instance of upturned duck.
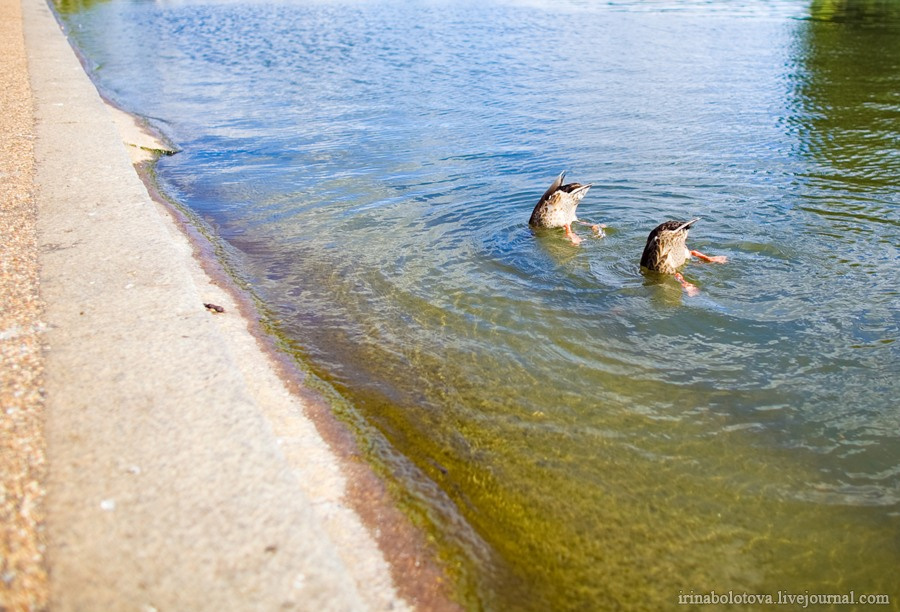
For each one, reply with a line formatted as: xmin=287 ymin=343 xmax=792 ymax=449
xmin=640 ymin=219 xmax=727 ymax=294
xmin=529 ymin=171 xmax=604 ymax=245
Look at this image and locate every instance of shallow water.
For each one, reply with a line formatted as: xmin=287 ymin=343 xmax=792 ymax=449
xmin=56 ymin=0 xmax=899 ymax=608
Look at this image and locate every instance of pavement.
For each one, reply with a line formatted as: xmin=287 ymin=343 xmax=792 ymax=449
xmin=13 ymin=0 xmax=434 ymax=609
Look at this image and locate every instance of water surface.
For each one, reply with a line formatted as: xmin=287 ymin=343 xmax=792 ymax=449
xmin=56 ymin=0 xmax=899 ymax=609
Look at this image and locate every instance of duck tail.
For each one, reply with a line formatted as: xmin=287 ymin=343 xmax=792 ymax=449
xmin=570 ymin=183 xmax=592 ymax=198
xmin=675 ymin=218 xmax=700 ymax=232
xmin=536 ymin=170 xmax=566 ymax=206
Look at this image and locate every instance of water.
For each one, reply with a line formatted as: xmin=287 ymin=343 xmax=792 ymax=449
xmin=55 ymin=0 xmax=900 ymax=609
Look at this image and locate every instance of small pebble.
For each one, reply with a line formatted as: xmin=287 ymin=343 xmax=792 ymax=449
xmin=292 ymin=573 xmax=306 ymax=590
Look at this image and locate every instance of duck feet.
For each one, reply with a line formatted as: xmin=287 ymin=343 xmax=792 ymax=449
xmin=564 ymin=224 xmax=582 ymax=245
xmin=690 ymin=250 xmax=727 ymax=264
xmin=675 ymin=272 xmax=700 ymax=297
xmin=575 ymin=220 xmax=606 ymax=238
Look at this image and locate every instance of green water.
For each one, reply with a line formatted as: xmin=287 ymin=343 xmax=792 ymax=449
xmin=54 ymin=0 xmax=900 ymax=608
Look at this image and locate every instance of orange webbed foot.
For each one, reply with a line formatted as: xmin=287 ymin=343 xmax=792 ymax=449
xmin=690 ymin=250 xmax=727 ymax=264
xmin=575 ymin=220 xmax=606 ymax=238
xmin=564 ymin=224 xmax=583 ymax=245
xmin=675 ymin=272 xmax=699 ymax=297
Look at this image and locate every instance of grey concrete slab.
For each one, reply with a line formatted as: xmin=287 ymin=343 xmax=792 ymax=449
xmin=22 ymin=0 xmax=410 ymax=609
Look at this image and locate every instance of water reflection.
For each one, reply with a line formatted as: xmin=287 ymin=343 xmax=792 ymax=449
xmin=792 ymin=2 xmax=900 ymax=201
xmin=784 ymin=0 xmax=900 ymax=514
xmin=810 ymin=0 xmax=900 ymax=22
xmin=54 ymin=0 xmax=108 ymax=16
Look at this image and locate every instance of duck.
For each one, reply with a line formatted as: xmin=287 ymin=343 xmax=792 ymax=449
xmin=640 ymin=219 xmax=727 ymax=294
xmin=529 ymin=171 xmax=604 ymax=245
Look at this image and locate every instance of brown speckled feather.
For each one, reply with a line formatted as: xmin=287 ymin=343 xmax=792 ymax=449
xmin=640 ymin=219 xmax=699 ymax=274
xmin=529 ymin=171 xmax=592 ymax=228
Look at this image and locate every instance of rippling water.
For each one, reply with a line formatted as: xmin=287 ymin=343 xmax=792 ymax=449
xmin=56 ymin=0 xmax=899 ymax=608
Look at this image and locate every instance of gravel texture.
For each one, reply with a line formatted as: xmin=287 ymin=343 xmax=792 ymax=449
xmin=0 ymin=0 xmax=49 ymax=608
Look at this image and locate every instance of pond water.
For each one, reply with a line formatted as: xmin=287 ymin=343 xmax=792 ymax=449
xmin=55 ymin=0 xmax=899 ymax=608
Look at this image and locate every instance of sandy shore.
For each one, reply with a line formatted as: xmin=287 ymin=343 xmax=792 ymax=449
xmin=1 ymin=0 xmax=455 ymax=609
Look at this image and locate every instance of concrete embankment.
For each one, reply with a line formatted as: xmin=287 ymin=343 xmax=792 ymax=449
xmin=1 ymin=0 xmax=453 ymax=609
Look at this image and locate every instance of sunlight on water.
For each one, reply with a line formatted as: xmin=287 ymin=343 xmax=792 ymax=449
xmin=56 ymin=0 xmax=899 ymax=608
